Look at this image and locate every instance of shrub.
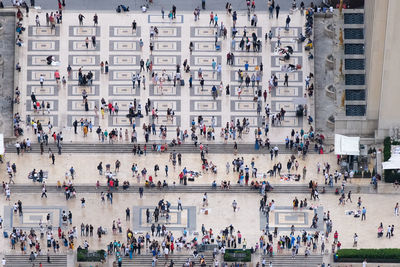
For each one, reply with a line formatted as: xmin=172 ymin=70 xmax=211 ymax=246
xmin=335 ymin=249 xmax=400 ymax=263
xmin=384 ymin=169 xmax=400 ymax=183
xmin=224 ymin=249 xmax=251 ymax=262
xmin=383 ymin=137 xmax=391 ymax=161
xmin=77 ymin=248 xmax=106 ymax=262
xmin=363 ymin=170 xmax=371 ymax=178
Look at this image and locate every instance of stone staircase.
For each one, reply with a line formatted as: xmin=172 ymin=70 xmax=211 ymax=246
xmin=4 ymin=254 xmax=67 ymax=267
xmin=8 ymin=184 xmax=377 ymax=195
xmin=5 ymin=143 xmax=319 ymax=154
xmin=260 ymin=255 xmax=323 ymax=267
xmin=119 ymin=252 xmax=214 ymax=266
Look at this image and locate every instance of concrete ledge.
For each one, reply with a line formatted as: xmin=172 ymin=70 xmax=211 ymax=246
xmin=343 ymin=9 xmax=364 ymax=14
xmin=314 ymin=12 xmax=333 ymax=18
xmin=344 ymin=39 xmax=365 ymax=44
xmin=344 ymin=69 xmax=365 ymax=75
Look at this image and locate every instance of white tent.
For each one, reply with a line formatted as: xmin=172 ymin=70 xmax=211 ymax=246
xmin=0 ymin=134 xmax=4 ymax=155
xmin=382 ymin=146 xmax=400 ymax=170
xmin=334 ymin=134 xmax=360 ymax=155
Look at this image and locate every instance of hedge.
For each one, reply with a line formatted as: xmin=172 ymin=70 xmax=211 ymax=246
xmin=334 ymin=249 xmax=400 ymax=263
xmin=77 ymin=248 xmax=106 ymax=262
xmin=224 ymin=249 xmax=251 ymax=262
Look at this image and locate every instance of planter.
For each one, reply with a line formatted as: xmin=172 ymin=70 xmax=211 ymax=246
xmin=325 ymin=84 xmax=336 ymax=100
xmin=77 ymin=248 xmax=106 ymax=263
xmin=324 ymin=23 xmax=335 ymax=38
xmin=78 ymin=262 xmax=107 ymax=267
xmin=326 ymin=54 xmax=335 ymax=70
xmin=327 ymin=115 xmax=335 ymax=130
xmin=224 ymin=249 xmax=252 ymax=262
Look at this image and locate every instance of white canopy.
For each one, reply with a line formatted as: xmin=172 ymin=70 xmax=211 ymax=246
xmin=382 ymin=146 xmax=400 ymax=170
xmin=334 ymin=134 xmax=360 ymax=155
xmin=0 ymin=134 xmax=4 ymax=155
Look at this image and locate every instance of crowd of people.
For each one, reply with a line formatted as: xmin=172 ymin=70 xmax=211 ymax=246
xmin=2 ymin=0 xmax=373 ymax=267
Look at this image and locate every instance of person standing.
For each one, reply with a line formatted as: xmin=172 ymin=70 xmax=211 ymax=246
xmin=172 ymin=5 xmax=176 ymax=19
xmin=15 ymin=142 xmax=21 ymax=155
xmin=139 ymin=187 xmax=144 ymax=198
xmin=93 ymin=13 xmax=98 ymax=26
xmin=275 ymin=4 xmax=280 ymax=19
xmin=177 ymin=197 xmax=182 ymax=211
xmin=284 ymin=73 xmax=288 ymax=86
xmin=285 ymin=15 xmax=291 ymax=30
xmin=51 ymin=153 xmax=55 ymax=164
xmin=126 ymin=208 xmax=130 ymax=221
xmin=91 ymin=35 xmax=96 ymax=48
xmin=361 ymin=207 xmax=366 ymax=221
xmin=39 ymin=74 xmax=45 ymax=87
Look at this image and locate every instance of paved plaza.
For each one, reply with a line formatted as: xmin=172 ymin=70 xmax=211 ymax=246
xmin=15 ymin=9 xmax=313 ymax=144
xmin=0 ymin=2 xmax=398 ymax=267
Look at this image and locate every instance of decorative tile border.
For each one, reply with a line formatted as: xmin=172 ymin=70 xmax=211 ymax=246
xmin=109 ymin=26 xmax=141 ymax=37
xmin=28 ymin=25 xmax=60 ymax=37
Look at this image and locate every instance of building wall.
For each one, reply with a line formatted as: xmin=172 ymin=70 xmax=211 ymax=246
xmin=364 ymin=0 xmax=388 ymax=121
xmin=377 ymin=0 xmax=400 ymax=133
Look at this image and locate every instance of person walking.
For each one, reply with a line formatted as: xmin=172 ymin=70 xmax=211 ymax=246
xmin=232 ymin=200 xmax=238 ymax=212
xmin=353 ymin=233 xmax=358 ymax=247
xmin=202 ymin=193 xmax=208 ymax=207
xmin=41 ymin=186 xmax=47 ymax=198
xmin=78 ymin=13 xmax=85 ymax=25
xmin=346 ymin=191 xmax=352 ymax=203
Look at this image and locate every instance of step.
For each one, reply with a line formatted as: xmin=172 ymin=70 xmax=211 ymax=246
xmin=260 ymin=255 xmax=323 ymax=266
xmin=7 ymin=184 xmax=377 ymax=195
xmin=120 ymin=254 xmax=214 ymax=266
xmin=5 ymin=254 xmax=67 ymax=267
xmin=5 ymin=143 xmax=319 ymax=154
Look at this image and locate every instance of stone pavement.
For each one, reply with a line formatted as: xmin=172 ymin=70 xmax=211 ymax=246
xmin=1 ymin=150 xmax=341 ymax=186
xmin=14 ymin=9 xmax=313 ymax=144
xmin=1 ymin=191 xmax=400 ymax=262
xmin=0 ymin=12 xmax=16 ymax=138
xmin=3 ymin=0 xmax=324 ymax=12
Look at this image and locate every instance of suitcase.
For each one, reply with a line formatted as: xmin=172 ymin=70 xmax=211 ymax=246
xmin=3 ymin=231 xmax=8 ymax=238
xmin=180 ymin=79 xmax=185 ymax=86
